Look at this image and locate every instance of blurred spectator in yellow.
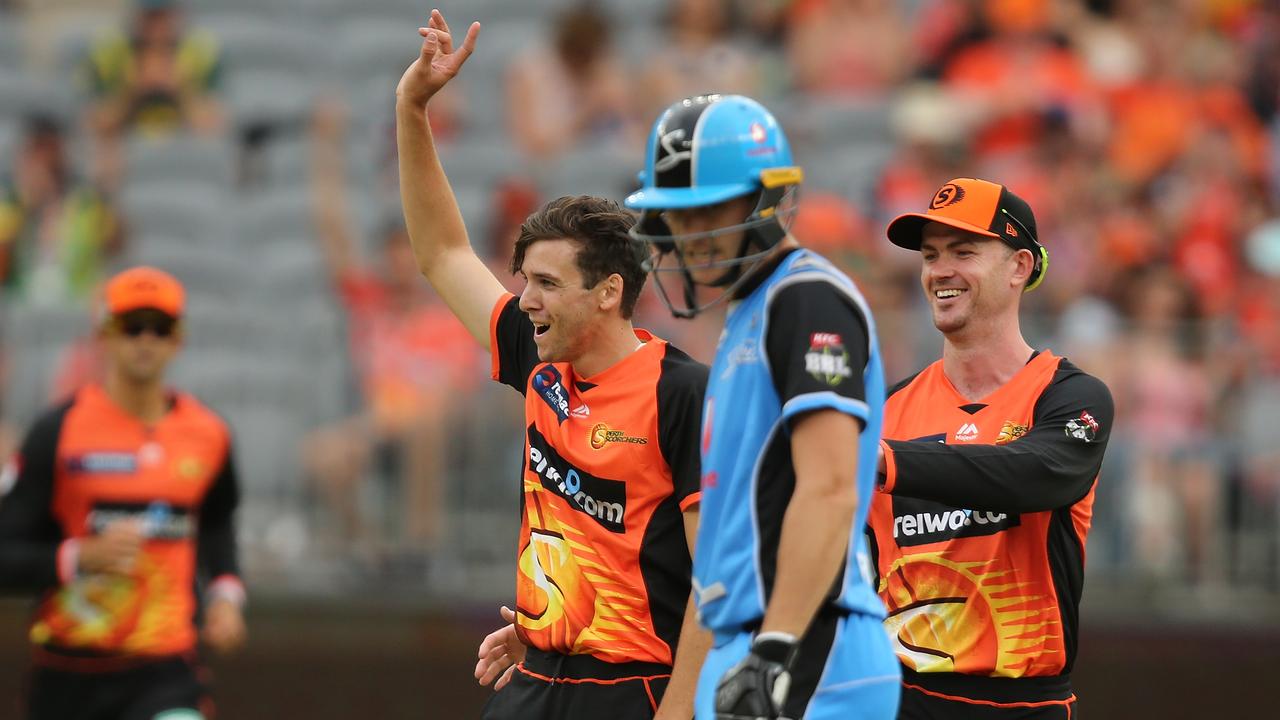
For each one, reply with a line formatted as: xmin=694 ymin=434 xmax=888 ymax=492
xmin=507 ymin=1 xmax=635 ymax=158
xmin=81 ymin=0 xmax=224 ymax=186
xmin=640 ymin=0 xmax=758 ymax=117
xmin=785 ymin=0 xmax=912 ymax=98
xmin=0 ymin=115 xmax=124 ymax=306
xmin=302 ymin=103 xmax=482 ymax=558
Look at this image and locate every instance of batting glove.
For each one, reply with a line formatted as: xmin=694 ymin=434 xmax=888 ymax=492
xmin=714 ymin=632 xmax=799 ymax=720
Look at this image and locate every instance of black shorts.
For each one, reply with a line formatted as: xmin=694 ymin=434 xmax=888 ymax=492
xmin=24 ymin=653 xmax=210 ymax=720
xmin=481 ymin=648 xmax=671 ymax=720
xmin=899 ymin=669 xmax=1077 ymax=720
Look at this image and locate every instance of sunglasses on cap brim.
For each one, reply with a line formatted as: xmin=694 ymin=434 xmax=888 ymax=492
xmin=110 ymin=311 xmax=180 ymax=338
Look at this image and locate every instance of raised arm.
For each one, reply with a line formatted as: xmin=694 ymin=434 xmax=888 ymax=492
xmin=395 ymin=10 xmax=507 ymax=348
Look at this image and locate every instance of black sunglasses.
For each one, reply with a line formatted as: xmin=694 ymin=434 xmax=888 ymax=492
xmin=115 ymin=314 xmax=178 ymax=338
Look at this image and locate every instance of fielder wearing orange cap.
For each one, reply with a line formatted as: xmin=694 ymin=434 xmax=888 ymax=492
xmin=0 ymin=264 xmax=246 ymax=720
xmin=887 ymin=177 xmax=1049 ymax=291
xmin=869 ymin=178 xmax=1113 ymax=719
xmin=104 ymin=266 xmax=186 ymax=318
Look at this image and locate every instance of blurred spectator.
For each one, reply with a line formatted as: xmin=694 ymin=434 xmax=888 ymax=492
xmin=302 ymin=104 xmax=481 ymax=559
xmin=785 ymin=0 xmax=912 ymax=98
xmin=81 ymin=0 xmax=224 ymax=186
xmin=1103 ymin=2 xmax=1268 ymax=188
xmin=640 ymin=0 xmax=758 ymax=117
xmin=1114 ymin=264 xmax=1221 ymax=585
xmin=0 ymin=114 xmax=124 ymax=306
xmin=938 ymin=5 xmax=1100 ymax=159
xmin=506 ymin=1 xmax=635 ymax=158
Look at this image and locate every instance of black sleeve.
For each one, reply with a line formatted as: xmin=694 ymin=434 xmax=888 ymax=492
xmin=765 ymin=280 xmax=869 ymax=427
xmin=656 ymin=346 xmax=708 ymax=507
xmin=0 ymin=402 xmax=71 ymax=593
xmin=197 ymin=441 xmax=241 ymax=580
xmin=493 ymin=295 xmax=540 ymax=393
xmin=886 ymin=363 xmax=1114 ymax=514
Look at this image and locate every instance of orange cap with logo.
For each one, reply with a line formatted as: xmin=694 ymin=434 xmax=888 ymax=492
xmin=886 ymin=177 xmax=1049 ymax=291
xmin=104 ymin=266 xmax=185 ymax=317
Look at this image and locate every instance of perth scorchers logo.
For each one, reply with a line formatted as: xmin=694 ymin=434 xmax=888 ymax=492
xmin=588 ymin=423 xmax=648 ymax=450
xmin=930 ymin=183 xmax=966 ymax=209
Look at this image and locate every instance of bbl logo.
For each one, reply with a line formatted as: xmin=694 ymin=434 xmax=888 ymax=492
xmin=804 ymin=332 xmax=853 ymax=387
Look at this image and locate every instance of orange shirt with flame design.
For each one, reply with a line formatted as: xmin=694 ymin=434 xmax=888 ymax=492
xmin=489 ymin=295 xmax=705 ymax=665
xmin=869 ymin=352 xmax=1111 ymax=680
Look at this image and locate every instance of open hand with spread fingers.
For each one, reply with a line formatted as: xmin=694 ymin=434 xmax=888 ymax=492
xmin=395 ymin=8 xmax=480 ymax=109
xmin=474 ymin=605 xmax=526 ymax=691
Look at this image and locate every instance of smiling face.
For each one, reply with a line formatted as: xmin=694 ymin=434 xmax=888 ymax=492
xmin=659 ymin=196 xmax=755 ymax=286
xmin=919 ymin=222 xmax=1030 ymax=337
xmin=517 ymin=239 xmax=612 ymax=363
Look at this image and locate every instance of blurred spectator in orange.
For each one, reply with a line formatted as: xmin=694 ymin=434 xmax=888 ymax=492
xmin=506 ymin=1 xmax=635 ymax=158
xmin=0 ymin=114 xmax=124 ymax=306
xmin=1104 ymin=2 xmax=1269 ymax=187
xmin=485 ymin=177 xmax=541 ymax=275
xmin=302 ymin=103 xmax=482 ymax=556
xmin=786 ymin=0 xmax=912 ymax=98
xmin=1115 ymin=263 xmax=1222 ymax=585
xmin=81 ymin=0 xmax=224 ymax=186
xmin=938 ymin=0 xmax=1101 ymax=159
xmin=640 ymin=0 xmax=758 ymax=117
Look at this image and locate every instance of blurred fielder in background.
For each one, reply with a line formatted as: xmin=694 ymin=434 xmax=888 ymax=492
xmin=0 ymin=266 xmax=245 ymax=720
xmin=870 ymin=178 xmax=1114 ymax=719
xmin=627 ymin=93 xmax=899 ymax=720
xmin=395 ymin=11 xmax=711 ymax=719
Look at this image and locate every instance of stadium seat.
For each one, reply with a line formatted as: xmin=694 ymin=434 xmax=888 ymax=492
xmin=0 ymin=19 xmax=20 ymax=70
xmin=199 ymin=15 xmax=312 ymax=78
xmin=0 ymin=301 xmax=92 ymax=427
xmin=225 ymin=70 xmax=317 ymax=134
xmin=796 ymin=141 xmax=895 ymax=207
xmin=119 ymin=180 xmax=229 ymax=242
xmin=602 ymin=0 xmax=666 ymax=28
xmin=790 ymin=95 xmax=894 ymax=147
xmin=0 ymin=70 xmax=75 ymax=125
xmin=124 ymin=133 xmax=238 ymax=188
xmin=260 ymin=133 xmax=311 ymax=187
xmin=535 ymin=145 xmax=643 ymax=203
xmin=234 ymin=186 xmax=313 ymax=248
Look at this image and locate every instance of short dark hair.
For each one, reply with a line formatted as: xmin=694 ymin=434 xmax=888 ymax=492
xmin=510 ymin=195 xmax=646 ymax=319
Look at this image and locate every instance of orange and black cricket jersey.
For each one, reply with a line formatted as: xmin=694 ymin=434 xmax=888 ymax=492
xmin=489 ymin=294 xmax=706 ymax=667
xmin=868 ymin=351 xmax=1113 ymax=709
xmin=0 ymin=384 xmax=240 ymax=662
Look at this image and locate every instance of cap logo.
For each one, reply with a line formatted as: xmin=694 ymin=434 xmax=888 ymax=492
xmin=749 ymin=122 xmax=767 ymax=144
xmin=930 ymin=183 xmax=965 ymax=209
xmin=1005 ymin=222 xmax=1018 ymax=237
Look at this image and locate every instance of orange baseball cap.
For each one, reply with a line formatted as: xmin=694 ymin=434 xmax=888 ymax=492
xmin=886 ymin=177 xmax=1049 ymax=290
xmin=104 ymin=266 xmax=185 ymax=317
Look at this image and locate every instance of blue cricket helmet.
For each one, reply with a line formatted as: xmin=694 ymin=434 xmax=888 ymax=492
xmin=625 ymin=94 xmax=804 ymax=319
xmin=625 ymin=94 xmax=799 ymax=211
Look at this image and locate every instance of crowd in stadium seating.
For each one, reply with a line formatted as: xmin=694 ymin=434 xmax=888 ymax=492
xmin=1 ymin=0 xmax=1278 ymax=600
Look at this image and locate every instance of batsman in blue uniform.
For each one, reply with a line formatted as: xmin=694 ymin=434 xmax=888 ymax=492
xmin=625 ymin=94 xmax=899 ymax=720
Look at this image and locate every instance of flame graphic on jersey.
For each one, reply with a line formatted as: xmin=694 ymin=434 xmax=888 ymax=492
xmin=516 ymin=480 xmax=667 ymax=663
xmin=880 ymin=551 xmax=1060 ymax=678
xmin=30 ymin=554 xmax=177 ymax=653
